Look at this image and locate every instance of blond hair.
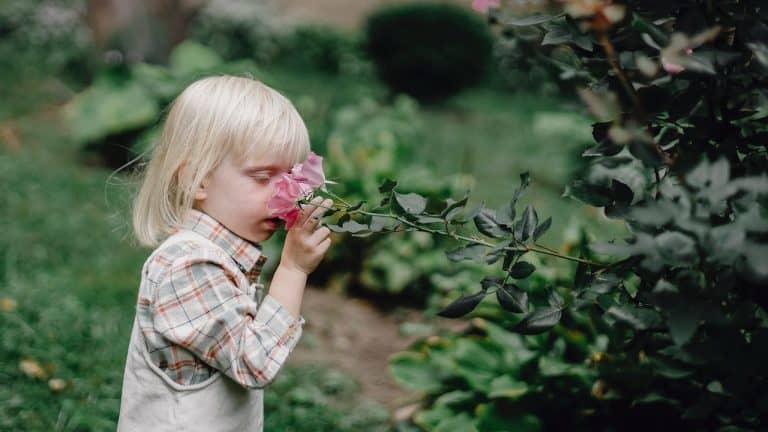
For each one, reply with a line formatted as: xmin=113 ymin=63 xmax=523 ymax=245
xmin=132 ymin=75 xmax=310 ymax=247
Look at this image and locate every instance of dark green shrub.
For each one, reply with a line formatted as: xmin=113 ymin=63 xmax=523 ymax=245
xmin=376 ymin=0 xmax=768 ymax=430
xmin=363 ymin=3 xmax=494 ymax=103
xmin=279 ymin=25 xmax=360 ymax=74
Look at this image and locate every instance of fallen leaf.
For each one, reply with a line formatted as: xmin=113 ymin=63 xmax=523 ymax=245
xmin=19 ymin=359 xmax=48 ymax=379
xmin=0 ymin=297 xmax=17 ymax=312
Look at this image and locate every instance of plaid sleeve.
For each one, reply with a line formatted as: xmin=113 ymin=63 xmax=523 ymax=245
xmin=151 ymin=248 xmax=305 ymax=389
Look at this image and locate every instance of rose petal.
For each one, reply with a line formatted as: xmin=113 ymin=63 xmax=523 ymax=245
xmin=291 ymin=151 xmax=326 ymax=189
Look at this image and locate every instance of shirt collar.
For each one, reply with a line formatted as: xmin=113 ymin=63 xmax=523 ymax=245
xmin=180 ymin=209 xmax=267 ymax=277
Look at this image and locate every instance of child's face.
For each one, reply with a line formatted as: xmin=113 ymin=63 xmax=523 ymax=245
xmin=193 ymin=152 xmax=292 ymax=243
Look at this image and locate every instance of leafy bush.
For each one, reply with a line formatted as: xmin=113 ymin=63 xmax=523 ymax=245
xmin=363 ymin=3 xmax=494 ymax=103
xmin=383 ymin=0 xmax=768 ymax=430
xmin=187 ymin=0 xmax=285 ymax=64
xmin=0 ymin=0 xmax=94 ymax=84
xmin=314 ymin=96 xmax=479 ymax=307
xmin=64 ymin=41 xmax=263 ymax=168
xmin=279 ymin=25 xmax=366 ymax=75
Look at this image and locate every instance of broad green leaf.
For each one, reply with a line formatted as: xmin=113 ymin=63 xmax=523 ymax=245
xmin=655 ymin=231 xmax=698 ymax=266
xmin=394 ymin=192 xmax=427 ymax=215
xmin=446 ymin=244 xmax=487 ymax=262
xmin=66 ymin=80 xmax=159 ymax=143
xmin=665 ymin=302 xmax=702 ymax=346
xmin=169 ymin=41 xmax=223 ymax=75
xmin=509 ymin=261 xmax=536 ymax=279
xmin=433 ymin=390 xmax=476 ymax=407
xmin=437 ymin=290 xmax=487 ymax=318
xmin=474 ymin=208 xmax=506 ymax=238
xmin=532 ymin=216 xmax=552 ymax=241
xmin=606 ymin=305 xmax=662 ymax=330
xmin=326 ymin=220 xmax=368 ymax=234
xmin=547 ymin=288 xmax=564 ymax=308
xmin=488 ymin=375 xmax=529 ymax=399
xmin=542 ymin=19 xmax=593 ymax=51
xmin=441 ymin=195 xmax=469 ymax=219
xmin=565 ymin=181 xmax=614 ymax=207
xmin=495 ymin=201 xmax=515 ymax=227
xmin=434 ymin=413 xmax=479 ymax=432
xmin=388 ymin=352 xmax=443 ymax=392
xmin=496 ymin=284 xmax=528 ymax=313
xmin=506 ymin=13 xmax=558 ymax=26
xmin=518 ymin=204 xmax=538 ymax=241
xmin=512 ymin=307 xmax=562 ymax=334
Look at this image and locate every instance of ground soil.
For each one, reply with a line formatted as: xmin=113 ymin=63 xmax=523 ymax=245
xmin=288 ymin=285 xmax=467 ymax=411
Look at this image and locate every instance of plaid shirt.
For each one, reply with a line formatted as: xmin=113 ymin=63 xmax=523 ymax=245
xmin=135 ymin=209 xmax=305 ymax=388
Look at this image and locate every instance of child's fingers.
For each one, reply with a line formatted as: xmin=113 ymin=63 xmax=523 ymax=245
xmin=302 ymin=198 xmax=333 ymax=229
xmin=296 ymin=196 xmax=324 ymax=226
xmin=309 ymin=226 xmax=331 ymax=245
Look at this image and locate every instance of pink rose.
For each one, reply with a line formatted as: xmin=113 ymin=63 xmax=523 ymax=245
xmin=472 ymin=0 xmax=500 ymax=13
xmin=291 ymin=151 xmax=325 ymax=189
xmin=268 ymin=174 xmax=304 ymax=229
xmin=267 ymin=151 xmax=327 ymax=229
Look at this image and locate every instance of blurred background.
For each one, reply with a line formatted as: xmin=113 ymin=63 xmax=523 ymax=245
xmin=0 ymin=0 xmax=617 ymax=430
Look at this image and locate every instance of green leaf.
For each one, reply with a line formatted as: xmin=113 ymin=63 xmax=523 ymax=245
xmin=496 ymin=284 xmax=529 ymax=313
xmin=433 ymin=390 xmax=476 ymax=408
xmin=446 ymin=244 xmax=487 ymax=262
xmin=542 ymin=19 xmax=593 ymax=51
xmin=513 ymin=172 xmax=531 ymax=203
xmin=606 ymin=305 xmax=662 ymax=330
xmin=488 ymin=375 xmax=529 ymax=399
xmin=506 ymin=13 xmax=558 ymax=26
xmin=509 ymin=261 xmax=536 ymax=279
xmin=378 ymin=178 xmax=398 ymax=194
xmin=665 ymin=302 xmax=701 ymax=346
xmin=434 ymin=413 xmax=479 ymax=432
xmin=169 ymin=41 xmax=223 ymax=75
xmin=547 ymin=289 xmax=564 ymax=308
xmin=495 ymin=201 xmax=516 ymax=227
xmin=474 ymin=208 xmax=506 ymax=238
xmin=437 ymin=290 xmax=487 ymax=318
xmin=394 ymin=192 xmax=427 ymax=215
xmin=565 ymin=181 xmax=614 ymax=207
xmin=532 ymin=217 xmax=552 ymax=241
xmin=629 ymin=140 xmax=663 ymax=167
xmin=655 ymin=231 xmax=698 ymax=266
xmin=485 ymin=240 xmax=510 ymax=264
xmin=440 ymin=195 xmax=469 ymax=219
xmin=747 ymin=42 xmax=768 ymax=69
xmin=512 ymin=307 xmax=562 ymax=334
xmin=388 ymin=352 xmax=443 ymax=392
xmin=369 ymin=215 xmax=397 ymax=232
xmin=326 ymin=220 xmax=368 ymax=234
xmin=518 ymin=204 xmax=538 ymax=241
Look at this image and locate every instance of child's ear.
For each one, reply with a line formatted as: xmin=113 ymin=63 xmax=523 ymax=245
xmin=179 ymin=162 xmax=208 ymax=201
xmin=193 ymin=180 xmax=208 ymax=201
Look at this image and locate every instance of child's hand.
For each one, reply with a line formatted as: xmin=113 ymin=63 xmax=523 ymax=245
xmin=280 ymin=196 xmax=333 ymax=275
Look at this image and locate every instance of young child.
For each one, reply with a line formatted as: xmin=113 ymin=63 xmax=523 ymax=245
xmin=118 ymin=75 xmax=333 ymax=431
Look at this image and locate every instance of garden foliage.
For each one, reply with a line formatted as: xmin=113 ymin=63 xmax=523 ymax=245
xmin=363 ymin=3 xmax=494 ymax=103
xmin=377 ymin=0 xmax=768 ymax=430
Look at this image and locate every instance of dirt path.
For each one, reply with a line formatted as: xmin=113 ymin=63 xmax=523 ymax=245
xmin=288 ymin=286 xmax=466 ymax=411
